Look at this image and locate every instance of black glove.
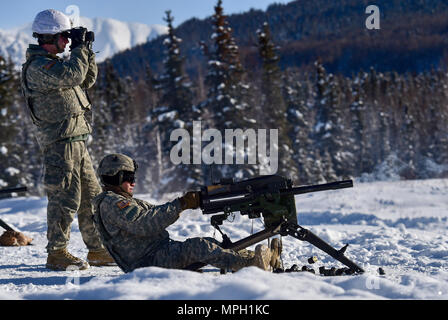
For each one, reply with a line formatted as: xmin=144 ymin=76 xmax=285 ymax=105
xmin=69 ymin=27 xmax=87 ymax=51
xmin=179 ymin=191 xmax=201 ymax=210
xmin=85 ymin=31 xmax=95 ymax=50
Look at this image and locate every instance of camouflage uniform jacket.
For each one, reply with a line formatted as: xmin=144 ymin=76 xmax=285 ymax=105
xmin=92 ymin=191 xmax=183 ymax=273
xmin=21 ymin=44 xmax=97 ymax=148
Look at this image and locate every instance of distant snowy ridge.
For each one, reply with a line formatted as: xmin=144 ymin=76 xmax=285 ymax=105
xmin=0 ymin=17 xmax=168 ymax=65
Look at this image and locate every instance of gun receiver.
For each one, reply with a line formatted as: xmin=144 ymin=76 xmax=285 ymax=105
xmin=0 ymin=187 xmax=27 ymax=195
xmin=190 ymin=175 xmax=364 ymax=274
xmin=0 ymin=186 xmax=28 ymax=232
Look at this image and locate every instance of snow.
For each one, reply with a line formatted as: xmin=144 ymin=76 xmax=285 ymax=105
xmin=5 ymin=167 xmax=19 ymax=176
xmin=158 ymin=110 xmax=177 ymax=122
xmin=1 ymin=178 xmax=448 ymax=300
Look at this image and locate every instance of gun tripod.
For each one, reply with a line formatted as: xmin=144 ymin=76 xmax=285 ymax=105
xmin=185 ymin=219 xmax=364 ymax=274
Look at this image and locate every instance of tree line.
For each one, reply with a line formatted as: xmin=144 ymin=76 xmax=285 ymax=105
xmin=0 ymin=0 xmax=447 ymax=197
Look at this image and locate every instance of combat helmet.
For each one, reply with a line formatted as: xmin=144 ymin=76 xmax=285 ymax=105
xmin=98 ymin=154 xmax=138 ymax=186
xmin=32 ymin=9 xmax=72 ymax=47
xmin=32 ymin=9 xmax=72 ymax=35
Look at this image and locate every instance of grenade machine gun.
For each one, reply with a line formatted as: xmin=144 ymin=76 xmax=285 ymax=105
xmin=192 ymin=175 xmax=364 ymax=274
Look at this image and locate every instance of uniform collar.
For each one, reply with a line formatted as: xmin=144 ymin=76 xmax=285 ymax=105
xmin=26 ymin=44 xmax=59 ymax=60
xmin=103 ymin=184 xmax=133 ymax=199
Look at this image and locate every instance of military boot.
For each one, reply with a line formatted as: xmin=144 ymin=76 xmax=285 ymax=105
xmin=251 ymin=244 xmax=272 ymax=271
xmin=270 ymin=238 xmax=282 ymax=270
xmin=46 ymin=248 xmax=89 ymax=271
xmin=87 ymin=248 xmax=116 ymax=267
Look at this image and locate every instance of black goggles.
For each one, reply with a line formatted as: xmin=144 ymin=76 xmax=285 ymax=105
xmin=121 ymin=171 xmax=136 ymax=184
xmin=60 ymin=31 xmax=71 ymax=39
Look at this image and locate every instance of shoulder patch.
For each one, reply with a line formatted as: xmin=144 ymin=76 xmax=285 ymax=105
xmin=116 ymin=200 xmax=131 ymax=210
xmin=42 ymin=61 xmax=57 ymax=70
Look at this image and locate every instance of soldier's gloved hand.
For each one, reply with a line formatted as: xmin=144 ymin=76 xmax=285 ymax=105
xmin=70 ymin=27 xmax=87 ymax=51
xmin=179 ymin=191 xmax=200 ymax=210
xmin=85 ymin=31 xmax=95 ymax=50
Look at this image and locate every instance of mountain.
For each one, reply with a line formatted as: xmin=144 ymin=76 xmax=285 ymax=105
xmin=107 ymin=0 xmax=448 ymax=79
xmin=0 ymin=17 xmax=168 ymax=66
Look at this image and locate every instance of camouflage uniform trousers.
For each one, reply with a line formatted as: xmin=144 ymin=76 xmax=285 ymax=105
xmin=135 ymin=237 xmax=256 ymax=271
xmin=44 ymin=140 xmax=104 ymax=252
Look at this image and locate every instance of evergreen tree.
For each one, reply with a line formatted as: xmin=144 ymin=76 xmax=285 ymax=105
xmin=0 ymin=56 xmax=25 ymax=189
xmin=312 ymin=60 xmax=342 ymax=181
xmin=257 ymin=22 xmax=297 ymax=180
xmin=283 ymin=71 xmax=323 ymax=183
xmin=376 ymin=73 xmax=392 ymax=164
xmin=156 ymin=11 xmax=195 ymax=122
xmin=427 ymin=69 xmax=448 ymax=167
xmin=199 ymin=0 xmax=256 ymax=181
xmin=349 ymin=70 xmax=375 ymax=175
xmin=88 ymin=63 xmax=115 ymax=164
xmin=94 ymin=61 xmax=135 ymax=154
xmin=103 ymin=61 xmax=131 ymax=128
xmin=202 ymin=0 xmax=252 ymax=131
xmin=142 ymin=10 xmax=200 ymax=195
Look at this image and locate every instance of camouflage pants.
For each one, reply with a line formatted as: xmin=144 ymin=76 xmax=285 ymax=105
xmin=136 ymin=237 xmax=256 ymax=271
xmin=44 ymin=141 xmax=104 ymax=252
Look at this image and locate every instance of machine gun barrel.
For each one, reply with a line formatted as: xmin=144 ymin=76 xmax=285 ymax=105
xmin=0 ymin=187 xmax=28 ymax=195
xmin=192 ymin=176 xmax=364 ymax=274
xmin=281 ymin=180 xmax=353 ymax=196
xmin=200 ymin=179 xmax=353 ymax=215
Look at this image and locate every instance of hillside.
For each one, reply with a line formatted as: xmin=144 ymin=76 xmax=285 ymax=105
xmin=108 ymin=0 xmax=448 ymax=79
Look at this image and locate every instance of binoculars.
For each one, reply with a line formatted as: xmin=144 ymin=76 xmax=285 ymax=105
xmin=61 ymin=27 xmax=94 ymax=42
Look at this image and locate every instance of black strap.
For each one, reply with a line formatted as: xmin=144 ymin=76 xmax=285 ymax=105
xmin=21 ymin=55 xmax=44 ymax=125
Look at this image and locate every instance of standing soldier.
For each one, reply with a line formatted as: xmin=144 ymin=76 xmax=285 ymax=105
xmin=93 ymin=154 xmax=281 ymax=273
xmin=21 ymin=9 xmax=114 ymax=270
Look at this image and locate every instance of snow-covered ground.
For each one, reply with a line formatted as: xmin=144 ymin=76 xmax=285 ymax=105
xmin=0 ymin=178 xmax=447 ymax=300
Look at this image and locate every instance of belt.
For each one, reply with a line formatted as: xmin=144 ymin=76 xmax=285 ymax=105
xmin=58 ymin=134 xmax=90 ymax=144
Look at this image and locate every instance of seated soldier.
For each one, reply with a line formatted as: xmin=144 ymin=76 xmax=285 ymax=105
xmin=92 ymin=153 xmax=281 ymax=273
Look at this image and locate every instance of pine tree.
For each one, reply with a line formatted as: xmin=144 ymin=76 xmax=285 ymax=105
xmin=257 ymin=22 xmax=297 ymax=180
xmin=103 ymin=61 xmax=131 ymax=129
xmin=312 ymin=60 xmax=343 ymax=181
xmin=283 ymin=71 xmax=322 ymax=183
xmin=141 ymin=10 xmax=200 ymax=194
xmin=199 ymin=0 xmax=256 ymax=182
xmin=88 ymin=63 xmax=115 ymax=164
xmin=202 ymin=0 xmax=252 ymax=131
xmin=92 ymin=61 xmax=136 ymax=158
xmin=376 ymin=73 xmax=392 ymax=164
xmin=157 ymin=11 xmax=195 ymax=122
xmin=0 ymin=56 xmax=23 ymax=188
xmin=427 ymin=69 xmax=448 ymax=167
xmin=349 ymin=70 xmax=375 ymax=175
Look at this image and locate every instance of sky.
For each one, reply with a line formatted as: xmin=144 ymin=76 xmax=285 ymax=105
xmin=0 ymin=0 xmax=293 ymax=30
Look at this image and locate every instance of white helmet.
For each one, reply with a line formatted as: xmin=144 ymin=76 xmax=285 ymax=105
xmin=32 ymin=9 xmax=72 ymax=35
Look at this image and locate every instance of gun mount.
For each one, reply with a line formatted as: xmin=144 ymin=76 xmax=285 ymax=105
xmin=187 ymin=175 xmax=364 ymax=274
